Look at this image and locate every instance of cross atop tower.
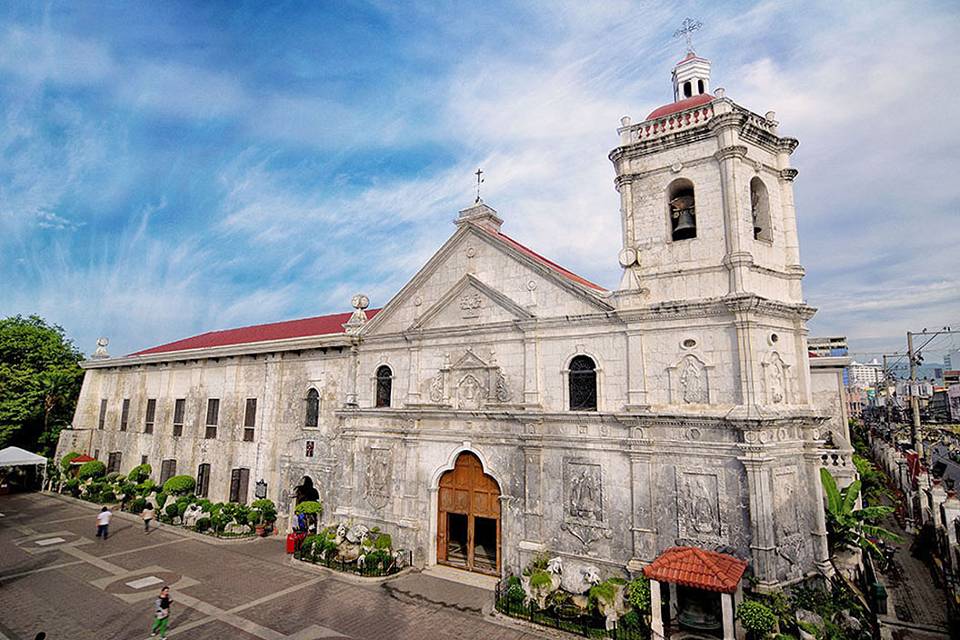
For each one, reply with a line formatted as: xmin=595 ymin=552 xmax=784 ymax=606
xmin=474 ymin=168 xmax=484 ymax=203
xmin=673 ymin=17 xmax=702 ymax=54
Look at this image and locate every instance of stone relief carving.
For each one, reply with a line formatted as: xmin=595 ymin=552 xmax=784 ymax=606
xmin=680 ymin=357 xmax=708 ymax=404
xmin=364 ymin=447 xmax=392 ymax=509
xmin=495 ymin=372 xmax=511 ymax=402
xmin=429 ymin=370 xmax=445 ymax=403
xmin=773 ymin=467 xmax=805 ymax=578
xmin=459 ymin=292 xmax=483 ymax=319
xmin=769 ymin=354 xmax=786 ymax=404
xmin=426 ymin=348 xmax=513 ymax=409
xmin=457 ymin=374 xmax=485 ymax=410
xmin=562 ymin=459 xmax=611 ymax=551
xmin=676 ymin=469 xmax=724 ymax=542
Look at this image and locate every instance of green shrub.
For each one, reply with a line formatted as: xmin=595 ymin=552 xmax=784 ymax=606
xmin=797 ymin=621 xmax=819 ymax=636
xmin=65 ymin=478 xmax=80 ymax=495
xmin=164 ymin=503 xmax=179 ymax=518
xmin=195 ymin=517 xmax=211 ymax=532
xmin=373 ymin=532 xmax=392 ymax=550
xmin=156 ymin=492 xmax=168 ymax=509
xmin=127 ymin=463 xmax=152 ymax=483
xmin=363 ymin=548 xmax=391 ymax=571
xmin=105 ymin=471 xmax=121 ymax=482
xmin=294 ymin=500 xmax=323 ymax=516
xmin=60 ymin=451 xmax=82 ymax=471
xmin=737 ymin=600 xmax=777 ymax=635
xmin=176 ymin=501 xmax=190 ymax=517
xmin=162 ymin=474 xmax=196 ymax=495
xmin=530 ymin=570 xmax=553 ymax=590
xmin=135 ymin=479 xmax=156 ymax=496
xmin=251 ymin=499 xmax=277 ymax=524
xmin=100 ymin=489 xmax=116 ymax=503
xmin=129 ymin=496 xmax=147 ymax=514
xmin=78 ymin=460 xmax=106 ymax=480
xmin=627 ymin=576 xmax=651 ymax=613
xmin=588 ymin=578 xmax=626 ymax=607
xmin=505 ymin=575 xmax=525 ymax=605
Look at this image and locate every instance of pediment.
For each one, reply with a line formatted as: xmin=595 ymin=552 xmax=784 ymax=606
xmin=413 ymin=274 xmax=534 ymax=331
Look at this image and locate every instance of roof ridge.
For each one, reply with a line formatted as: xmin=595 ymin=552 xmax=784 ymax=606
xmin=480 ymin=227 xmax=607 ymax=292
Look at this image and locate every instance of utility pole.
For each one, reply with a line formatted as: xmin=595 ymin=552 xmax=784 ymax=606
xmin=882 ymin=354 xmax=892 ymax=427
xmin=907 ymin=331 xmax=921 ymax=457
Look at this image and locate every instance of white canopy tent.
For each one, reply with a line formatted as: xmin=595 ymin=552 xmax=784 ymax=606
xmin=0 ymin=446 xmax=47 ymax=492
xmin=0 ymin=446 xmax=47 ymax=467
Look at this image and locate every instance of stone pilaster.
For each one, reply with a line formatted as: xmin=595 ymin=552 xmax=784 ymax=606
xmin=802 ymin=448 xmax=832 ymax=575
xmin=406 ymin=345 xmax=421 ymax=404
xmin=522 ymin=333 xmax=541 ymax=407
xmin=625 ymin=330 xmax=648 ymax=409
xmin=522 ymin=437 xmax=544 ymax=545
xmin=739 ymin=452 xmax=778 ymax=587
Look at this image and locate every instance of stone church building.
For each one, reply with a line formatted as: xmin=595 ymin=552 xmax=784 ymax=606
xmin=58 ymin=50 xmax=851 ymax=599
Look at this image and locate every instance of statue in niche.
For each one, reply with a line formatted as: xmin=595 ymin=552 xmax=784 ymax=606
xmin=569 ymin=466 xmax=602 ymax=521
xmin=364 ymin=448 xmax=391 ymax=509
xmin=457 ymin=374 xmax=484 ymax=410
xmin=495 ymin=372 xmax=511 ymax=402
xmin=770 ymin=356 xmax=786 ymax=404
xmin=680 ymin=358 xmax=707 ymax=404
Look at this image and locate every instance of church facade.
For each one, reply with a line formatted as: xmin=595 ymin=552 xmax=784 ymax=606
xmin=57 ymin=51 xmax=850 ymax=590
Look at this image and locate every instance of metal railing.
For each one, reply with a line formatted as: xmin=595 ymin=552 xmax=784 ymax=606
xmin=493 ymin=578 xmax=648 ymax=639
xmin=294 ymin=545 xmax=411 ymax=578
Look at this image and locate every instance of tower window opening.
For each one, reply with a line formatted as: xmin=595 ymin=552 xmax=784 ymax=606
xmin=698 ymin=79 xmax=705 ymax=95
xmin=375 ymin=365 xmax=393 ymax=408
xmin=683 ymin=81 xmax=692 ymax=98
xmin=750 ymin=177 xmax=771 ymax=242
xmin=668 ymin=179 xmax=697 ymax=241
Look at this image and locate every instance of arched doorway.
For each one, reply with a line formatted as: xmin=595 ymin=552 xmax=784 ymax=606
xmin=437 ymin=452 xmax=501 ymax=575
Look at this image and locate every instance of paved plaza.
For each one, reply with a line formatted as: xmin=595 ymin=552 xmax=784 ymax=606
xmin=0 ymin=493 xmax=547 ymax=640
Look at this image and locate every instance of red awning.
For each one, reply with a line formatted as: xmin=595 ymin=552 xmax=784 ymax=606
xmin=69 ymin=454 xmax=95 ymax=464
xmin=643 ymin=546 xmax=748 ymax=593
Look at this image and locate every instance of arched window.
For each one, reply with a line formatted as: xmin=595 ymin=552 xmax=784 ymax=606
xmin=668 ymin=178 xmax=696 ymax=241
xmin=697 ymin=79 xmax=705 ymax=95
xmin=750 ymin=177 xmax=771 ymax=242
xmin=304 ymin=388 xmax=319 ymax=428
xmin=375 ymin=365 xmax=393 ymax=408
xmin=568 ymin=355 xmax=598 ymax=411
xmin=683 ymin=81 xmax=692 ymax=98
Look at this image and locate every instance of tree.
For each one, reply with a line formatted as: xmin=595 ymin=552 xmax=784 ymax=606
xmin=820 ymin=468 xmax=901 ymax=559
xmin=0 ymin=315 xmax=84 ymax=455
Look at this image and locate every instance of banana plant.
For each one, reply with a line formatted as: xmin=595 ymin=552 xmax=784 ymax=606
xmin=820 ymin=467 xmax=902 ymax=559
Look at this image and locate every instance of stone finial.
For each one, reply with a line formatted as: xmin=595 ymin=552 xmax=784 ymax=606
xmin=343 ymin=294 xmax=370 ymax=334
xmin=93 ymin=337 xmax=110 ymax=359
xmin=714 ymin=87 xmax=725 ymax=98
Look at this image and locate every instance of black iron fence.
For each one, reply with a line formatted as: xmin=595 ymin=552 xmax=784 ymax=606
xmin=493 ymin=579 xmax=649 ymax=639
xmin=294 ymin=546 xmax=411 ymax=578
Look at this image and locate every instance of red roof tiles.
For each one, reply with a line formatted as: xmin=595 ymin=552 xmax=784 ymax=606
xmin=646 ymin=93 xmax=714 ymax=121
xmin=483 ymin=228 xmax=607 ymax=291
xmin=129 ymin=309 xmax=381 ymax=357
xmin=643 ymin=546 xmax=748 ymax=593
xmin=70 ymin=454 xmax=96 ymax=464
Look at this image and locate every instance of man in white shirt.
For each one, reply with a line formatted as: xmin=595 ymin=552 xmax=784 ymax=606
xmin=96 ymin=506 xmax=112 ymax=540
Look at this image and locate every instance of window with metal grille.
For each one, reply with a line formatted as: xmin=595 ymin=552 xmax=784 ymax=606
xmin=172 ymin=398 xmax=185 ymax=437
xmin=196 ymin=463 xmax=211 ymax=498
xmin=205 ymin=398 xmax=219 ymax=439
xmin=144 ymin=398 xmax=156 ymax=434
xmin=304 ymin=389 xmax=320 ymax=428
xmin=98 ymin=399 xmax=107 ymax=430
xmin=375 ymin=365 xmax=392 ymax=408
xmin=305 ymin=440 xmax=315 ymax=458
xmin=159 ymin=459 xmax=177 ymax=485
xmin=120 ymin=398 xmax=130 ymax=431
xmin=568 ymin=355 xmax=598 ymax=411
xmin=243 ymin=398 xmax=256 ymax=442
xmin=107 ymin=451 xmax=122 ymax=474
xmin=229 ymin=467 xmax=250 ymax=504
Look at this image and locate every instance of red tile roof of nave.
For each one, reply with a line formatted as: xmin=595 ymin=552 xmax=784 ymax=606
xmin=643 ymin=546 xmax=748 ymax=593
xmin=646 ymin=92 xmax=714 ymax=121
xmin=482 ymin=228 xmax=607 ymax=292
xmin=129 ymin=309 xmax=382 ymax=357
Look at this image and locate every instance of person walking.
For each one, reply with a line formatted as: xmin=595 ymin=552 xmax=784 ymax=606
xmin=95 ymin=506 xmax=112 ymax=540
xmin=141 ymin=502 xmax=155 ymax=533
xmin=149 ymin=585 xmax=172 ymax=638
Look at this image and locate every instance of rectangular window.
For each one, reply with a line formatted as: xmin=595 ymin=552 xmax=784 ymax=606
xmin=229 ymin=467 xmax=250 ymax=504
xmin=144 ymin=398 xmax=156 ymax=434
xmin=172 ymin=398 xmax=185 ymax=437
xmin=98 ymin=399 xmax=107 ymax=430
xmin=205 ymin=398 xmax=219 ymax=439
xmin=243 ymin=398 xmax=257 ymax=442
xmin=305 ymin=440 xmax=315 ymax=458
xmin=141 ymin=455 xmax=148 ymax=465
xmin=106 ymin=451 xmax=122 ymax=474
xmin=196 ymin=463 xmax=211 ymax=498
xmin=159 ymin=459 xmax=177 ymax=485
xmin=120 ymin=398 xmax=130 ymax=431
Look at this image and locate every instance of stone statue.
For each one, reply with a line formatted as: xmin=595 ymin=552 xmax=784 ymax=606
xmin=680 ymin=358 xmax=707 ymax=404
xmin=93 ymin=337 xmax=110 ymax=359
xmin=569 ymin=467 xmax=601 ymax=520
xmin=770 ymin=357 xmax=786 ymax=404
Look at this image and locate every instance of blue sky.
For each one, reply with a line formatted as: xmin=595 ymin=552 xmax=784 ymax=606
xmin=2 ymin=1 xmax=959 ymax=361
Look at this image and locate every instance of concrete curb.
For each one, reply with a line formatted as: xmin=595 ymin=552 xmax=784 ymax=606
xmin=40 ymin=491 xmax=271 ymax=546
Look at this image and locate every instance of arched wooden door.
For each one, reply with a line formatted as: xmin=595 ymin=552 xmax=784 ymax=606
xmin=437 ymin=452 xmax=501 ymax=575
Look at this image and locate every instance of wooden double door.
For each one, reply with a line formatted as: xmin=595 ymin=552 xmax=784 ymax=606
xmin=437 ymin=452 xmax=501 ymax=575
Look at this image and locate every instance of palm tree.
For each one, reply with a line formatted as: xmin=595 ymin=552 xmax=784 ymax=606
xmin=819 ymin=467 xmax=902 ymax=560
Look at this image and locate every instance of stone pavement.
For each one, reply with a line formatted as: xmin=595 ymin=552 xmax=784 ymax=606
xmin=0 ymin=492 xmax=548 ymax=640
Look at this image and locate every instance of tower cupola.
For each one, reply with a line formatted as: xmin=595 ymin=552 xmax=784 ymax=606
xmin=672 ymin=52 xmax=711 ymax=101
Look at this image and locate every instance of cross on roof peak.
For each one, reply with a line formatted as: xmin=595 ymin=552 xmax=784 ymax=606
xmin=673 ymin=17 xmax=702 ymax=54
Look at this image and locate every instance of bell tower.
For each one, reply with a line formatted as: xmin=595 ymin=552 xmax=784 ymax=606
xmin=609 ymin=50 xmax=805 ymax=308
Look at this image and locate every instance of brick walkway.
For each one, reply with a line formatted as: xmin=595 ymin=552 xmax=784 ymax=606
xmin=0 ymin=493 xmax=548 ymax=640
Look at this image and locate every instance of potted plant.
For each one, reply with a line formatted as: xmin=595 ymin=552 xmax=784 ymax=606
xmin=250 ymin=499 xmax=277 ymax=536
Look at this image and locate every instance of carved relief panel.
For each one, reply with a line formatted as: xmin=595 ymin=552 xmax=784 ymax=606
xmin=561 ymin=458 xmax=611 ymax=550
xmin=675 ymin=467 xmax=725 ymax=543
xmin=773 ymin=466 xmax=805 ymax=578
xmin=425 ymin=348 xmax=513 ymax=409
xmin=364 ymin=446 xmax=393 ymax=510
xmin=762 ymin=352 xmax=790 ymax=405
xmin=668 ymin=354 xmax=712 ymax=405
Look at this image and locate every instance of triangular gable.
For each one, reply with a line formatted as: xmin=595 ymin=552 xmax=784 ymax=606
xmin=363 ymin=222 xmax=611 ymax=336
xmin=413 ymin=274 xmax=534 ymax=330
